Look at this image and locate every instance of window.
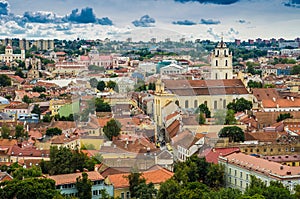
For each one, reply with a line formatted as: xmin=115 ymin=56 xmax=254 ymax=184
xmin=216 ymin=60 xmax=218 ymax=66
xmin=240 ymin=172 xmax=243 ymax=178
xmin=225 ymin=73 xmax=228 ymax=79
xmin=246 ymin=174 xmax=249 ymax=181
xmin=234 ymin=170 xmax=237 ymax=176
xmin=223 ymin=100 xmax=226 ymax=109
xmin=214 ymin=101 xmax=218 ymax=109
xmin=291 ymin=147 xmax=295 ymax=152
xmin=194 ymin=100 xmax=198 ymax=108
xmin=240 ymin=181 xmax=243 ymax=187
xmin=229 ymin=168 xmax=232 ymax=174
xmin=257 ymin=149 xmax=260 ymax=153
xmin=185 ymin=100 xmax=189 ymax=109
xmin=235 ymin=179 xmax=237 ymax=185
xmin=121 ymin=192 xmax=125 ymax=199
xmin=126 ymin=191 xmax=130 ymax=199
xmin=93 ymin=190 xmax=98 ymax=196
xmin=225 ymin=60 xmax=228 ymax=66
xmin=215 ymin=73 xmax=218 ymax=79
xmin=286 ymin=147 xmax=289 ymax=152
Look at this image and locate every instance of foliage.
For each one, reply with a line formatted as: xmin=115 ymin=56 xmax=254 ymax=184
xmin=32 ymin=86 xmax=46 ymax=93
xmin=81 ymin=143 xmax=96 ymax=150
xmin=246 ymin=62 xmax=261 ymax=75
xmin=214 ymin=109 xmax=227 ymax=125
xmin=225 ymin=109 xmax=237 ymax=125
xmin=95 ymin=98 xmax=111 ymax=112
xmin=0 ymin=125 xmax=10 ymax=139
xmin=127 ymin=172 xmax=146 ymax=198
xmin=89 ymin=78 xmax=98 ymax=88
xmin=12 ymin=166 xmax=42 ymax=180
xmin=196 ymin=103 xmax=211 ymax=118
xmin=277 ymin=113 xmax=293 ymax=122
xmin=40 ymin=147 xmax=101 ymax=175
xmin=43 ymin=114 xmax=52 ymax=122
xmin=263 ymin=84 xmax=275 ymax=88
xmin=157 ymin=179 xmax=180 ymax=199
xmin=15 ymin=68 xmax=25 ymax=78
xmin=197 ymin=112 xmax=206 ymax=125
xmin=291 ymin=65 xmax=300 ymax=75
xmin=46 ymin=127 xmax=62 ymax=136
xmin=134 ymin=182 xmax=157 ymax=199
xmin=227 ymin=98 xmax=253 ymax=113
xmin=0 ymin=74 xmax=11 ymax=87
xmin=15 ymin=125 xmax=27 ymax=138
xmin=55 ymin=114 xmax=74 ymax=121
xmin=88 ymin=65 xmax=105 ymax=72
xmin=22 ymin=95 xmax=33 ymax=104
xmin=219 ymin=126 xmax=245 ymax=142
xmin=271 ymin=57 xmax=297 ymax=65
xmin=106 ymin=80 xmax=117 ymax=91
xmin=31 ymin=104 xmax=41 ymax=116
xmin=247 ymin=80 xmax=262 ymax=88
xmin=103 ymin=119 xmax=121 ymax=140
xmin=97 ymin=81 xmax=106 ymax=91
xmin=0 ymin=178 xmax=61 ymax=199
xmin=76 ymin=172 xmax=92 ymax=199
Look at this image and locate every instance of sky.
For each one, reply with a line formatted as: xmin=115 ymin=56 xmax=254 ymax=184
xmin=1 ymin=0 xmax=300 ymax=41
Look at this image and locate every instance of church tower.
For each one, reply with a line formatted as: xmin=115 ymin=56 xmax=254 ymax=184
xmin=210 ymin=39 xmax=233 ymax=80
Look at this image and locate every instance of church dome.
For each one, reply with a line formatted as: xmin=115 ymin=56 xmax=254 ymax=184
xmin=5 ymin=45 xmax=12 ymax=49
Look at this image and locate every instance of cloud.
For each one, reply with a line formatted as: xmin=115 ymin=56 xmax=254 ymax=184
xmin=228 ymin=27 xmax=239 ymax=35
xmin=237 ymin=19 xmax=250 ymax=24
xmin=200 ymin=18 xmax=220 ymax=25
xmin=23 ymin=11 xmax=61 ymax=23
xmin=172 ymin=20 xmax=197 ymax=25
xmin=207 ymin=28 xmax=220 ymax=40
xmin=174 ymin=0 xmax=240 ymax=5
xmin=55 ymin=24 xmax=72 ymax=31
xmin=132 ymin=15 xmax=155 ymax=27
xmin=284 ymin=0 xmax=300 ymax=8
xmin=0 ymin=0 xmax=9 ymax=15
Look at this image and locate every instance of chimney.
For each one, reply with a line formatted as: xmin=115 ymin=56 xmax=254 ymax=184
xmin=280 ymin=165 xmax=284 ymax=170
xmin=83 ymin=168 xmax=88 ymax=172
xmin=76 ymin=169 xmax=80 ymax=173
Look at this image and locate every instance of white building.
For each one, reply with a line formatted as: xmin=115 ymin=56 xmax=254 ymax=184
xmin=219 ymin=152 xmax=300 ymax=192
xmin=160 ymin=63 xmax=187 ymax=75
xmin=210 ymin=40 xmax=233 ymax=80
xmin=0 ymin=45 xmax=25 ymax=63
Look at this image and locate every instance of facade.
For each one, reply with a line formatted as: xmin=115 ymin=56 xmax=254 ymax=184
xmin=0 ymin=45 xmax=25 ymax=63
xmin=48 ymin=171 xmax=113 ymax=198
xmin=210 ymin=40 xmax=233 ymax=80
xmin=160 ymin=63 xmax=187 ymax=75
xmin=219 ymin=152 xmax=300 ymax=192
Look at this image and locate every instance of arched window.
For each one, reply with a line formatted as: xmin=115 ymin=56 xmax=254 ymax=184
xmin=217 ymin=50 xmax=219 ymax=56
xmin=215 ymin=73 xmax=218 ymax=80
xmin=223 ymin=99 xmax=226 ymax=109
xmin=214 ymin=101 xmax=218 ymax=109
xmin=225 ymin=60 xmax=228 ymax=66
xmin=216 ymin=60 xmax=218 ymax=66
xmin=204 ymin=101 xmax=207 ymax=106
xmin=175 ymin=100 xmax=179 ymax=106
xmin=225 ymin=73 xmax=228 ymax=79
xmin=194 ymin=100 xmax=198 ymax=108
xmin=224 ymin=50 xmax=227 ymax=56
xmin=185 ymin=100 xmax=189 ymax=109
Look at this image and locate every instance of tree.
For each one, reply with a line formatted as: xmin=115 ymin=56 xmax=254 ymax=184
xmin=198 ymin=112 xmax=206 ymax=125
xmin=46 ymin=127 xmax=62 ymax=136
xmin=227 ymin=98 xmax=253 ymax=113
xmin=43 ymin=114 xmax=52 ymax=122
xmin=97 ymin=81 xmax=106 ymax=91
xmin=15 ymin=125 xmax=26 ymax=138
xmin=0 ymin=178 xmax=61 ymax=199
xmin=31 ymin=104 xmax=41 ymax=116
xmin=106 ymin=80 xmax=117 ymax=90
xmin=277 ymin=113 xmax=293 ymax=122
xmin=89 ymin=78 xmax=98 ymax=88
xmin=291 ymin=65 xmax=300 ymax=75
xmin=127 ymin=172 xmax=146 ymax=198
xmin=76 ymin=172 xmax=92 ymax=199
xmin=15 ymin=68 xmax=25 ymax=78
xmin=225 ymin=109 xmax=237 ymax=125
xmin=197 ymin=103 xmax=211 ymax=118
xmin=22 ymin=95 xmax=32 ymax=104
xmin=0 ymin=74 xmax=11 ymax=87
xmin=204 ymin=163 xmax=225 ymax=189
xmin=219 ymin=126 xmax=245 ymax=142
xmin=32 ymin=86 xmax=46 ymax=93
xmin=157 ymin=179 xmax=180 ymax=199
xmin=103 ymin=119 xmax=121 ymax=140
xmin=12 ymin=166 xmax=42 ymax=180
xmin=1 ymin=125 xmax=10 ymax=139
xmin=247 ymin=80 xmax=262 ymax=88
xmin=134 ymin=182 xmax=157 ymax=199
xmin=214 ymin=109 xmax=227 ymax=125
xmin=95 ymin=98 xmax=111 ymax=112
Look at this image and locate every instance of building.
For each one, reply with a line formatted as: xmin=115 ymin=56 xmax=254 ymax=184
xmin=210 ymin=40 xmax=233 ymax=80
xmin=0 ymin=45 xmax=25 ymax=64
xmin=47 ymin=171 xmax=113 ymax=198
xmin=219 ymin=152 xmax=300 ymax=192
xmin=160 ymin=63 xmax=187 ymax=75
xmin=26 ymin=57 xmax=42 ymax=79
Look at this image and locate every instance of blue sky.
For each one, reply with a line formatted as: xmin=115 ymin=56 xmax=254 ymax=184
xmin=1 ymin=0 xmax=300 ymax=41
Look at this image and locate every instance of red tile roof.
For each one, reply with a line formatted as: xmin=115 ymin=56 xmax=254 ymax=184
xmin=205 ymin=147 xmax=240 ymax=164
xmin=48 ymin=171 xmax=104 ymax=185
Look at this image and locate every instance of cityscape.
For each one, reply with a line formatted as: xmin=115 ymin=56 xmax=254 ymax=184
xmin=1 ymin=0 xmax=300 ymax=199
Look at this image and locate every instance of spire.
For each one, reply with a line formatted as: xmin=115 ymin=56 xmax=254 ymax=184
xmin=220 ymin=33 xmax=224 ymax=48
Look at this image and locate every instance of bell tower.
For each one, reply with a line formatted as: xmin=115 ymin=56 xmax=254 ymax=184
xmin=210 ymin=38 xmax=233 ymax=80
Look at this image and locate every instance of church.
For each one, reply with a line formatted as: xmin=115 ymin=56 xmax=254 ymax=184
xmin=0 ymin=45 xmax=25 ymax=64
xmin=153 ymin=40 xmax=252 ymax=126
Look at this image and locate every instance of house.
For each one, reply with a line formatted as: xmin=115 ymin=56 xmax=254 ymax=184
xmin=219 ymin=152 xmax=300 ymax=192
xmin=47 ymin=171 xmax=113 ymax=198
xmin=160 ymin=63 xmax=187 ymax=75
xmin=171 ymin=129 xmax=205 ymax=161
xmin=51 ymin=135 xmax=81 ymax=150
xmin=105 ymin=165 xmax=173 ymax=198
xmin=0 ymin=172 xmax=13 ymax=182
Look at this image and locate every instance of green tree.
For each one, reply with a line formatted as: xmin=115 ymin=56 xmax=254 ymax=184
xmin=134 ymin=182 xmax=157 ymax=199
xmin=157 ymin=179 xmax=180 ymax=199
xmin=204 ymin=163 xmax=225 ymax=189
xmin=97 ymin=81 xmax=106 ymax=91
xmin=127 ymin=172 xmax=146 ymax=198
xmin=106 ymin=80 xmax=117 ymax=90
xmin=89 ymin=78 xmax=98 ymax=88
xmin=196 ymin=103 xmax=211 ymax=118
xmin=15 ymin=68 xmax=25 ymax=78
xmin=103 ymin=119 xmax=121 ymax=141
xmin=32 ymin=86 xmax=46 ymax=93
xmin=0 ymin=178 xmax=61 ymax=199
xmin=227 ymin=98 xmax=253 ymax=113
xmin=43 ymin=114 xmax=52 ymax=122
xmin=291 ymin=65 xmax=300 ymax=75
xmin=76 ymin=172 xmax=93 ymax=199
xmin=31 ymin=104 xmax=41 ymax=116
xmin=225 ymin=109 xmax=237 ymax=125
xmin=277 ymin=113 xmax=293 ymax=122
xmin=22 ymin=95 xmax=32 ymax=104
xmin=0 ymin=74 xmax=11 ymax=87
xmin=95 ymin=98 xmax=111 ymax=112
xmin=46 ymin=127 xmax=62 ymax=136
xmin=0 ymin=125 xmax=10 ymax=139
xmin=12 ymin=166 xmax=42 ymax=180
xmin=219 ymin=126 xmax=245 ymax=142
xmin=247 ymin=80 xmax=262 ymax=88
xmin=214 ymin=109 xmax=227 ymax=125
xmin=15 ymin=125 xmax=26 ymax=138
xmin=198 ymin=112 xmax=206 ymax=125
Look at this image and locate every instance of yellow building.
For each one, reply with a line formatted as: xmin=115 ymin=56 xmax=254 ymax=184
xmin=49 ymin=99 xmax=68 ymax=116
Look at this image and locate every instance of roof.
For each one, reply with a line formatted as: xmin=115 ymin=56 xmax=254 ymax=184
xmin=48 ymin=171 xmax=104 ymax=185
xmin=204 ymin=147 xmax=240 ymax=164
xmin=262 ymin=98 xmax=300 ymax=108
xmin=0 ymin=139 xmax=17 ymax=147
xmin=252 ymin=88 xmax=281 ymax=101
xmin=107 ymin=166 xmax=173 ymax=189
xmin=172 ymin=129 xmax=202 ymax=149
xmin=50 ymin=121 xmax=76 ymax=130
xmin=166 ymin=120 xmax=180 ymax=138
xmin=244 ymin=131 xmax=287 ymax=142
xmin=163 ymin=79 xmax=248 ymax=96
xmin=220 ymin=152 xmax=300 ymax=178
